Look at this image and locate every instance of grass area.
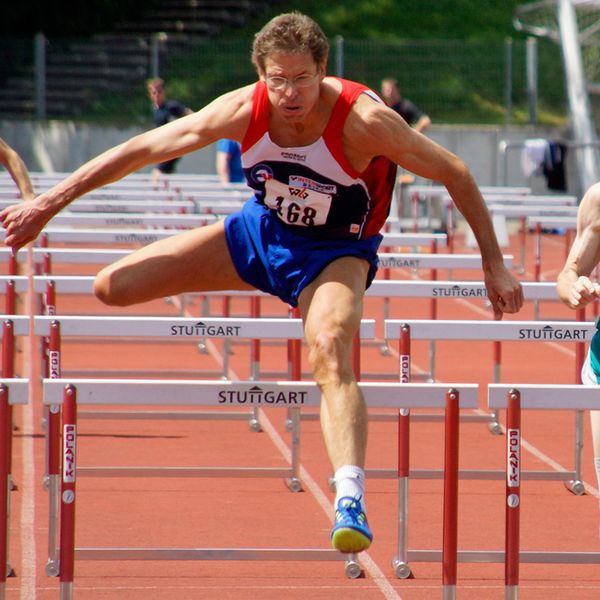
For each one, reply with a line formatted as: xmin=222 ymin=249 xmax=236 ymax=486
xmin=51 ymin=1 xmax=570 ymax=125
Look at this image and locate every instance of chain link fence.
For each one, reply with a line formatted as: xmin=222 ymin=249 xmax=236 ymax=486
xmin=0 ymin=33 xmax=566 ymax=125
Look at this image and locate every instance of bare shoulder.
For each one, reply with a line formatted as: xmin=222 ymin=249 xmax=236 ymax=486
xmin=189 ymin=83 xmax=256 ymax=141
xmin=341 ymin=89 xmax=413 ymax=168
xmin=579 ymin=182 xmax=600 ymax=230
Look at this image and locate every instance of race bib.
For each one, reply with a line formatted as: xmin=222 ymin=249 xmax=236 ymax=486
xmin=264 ymin=179 xmax=332 ymax=227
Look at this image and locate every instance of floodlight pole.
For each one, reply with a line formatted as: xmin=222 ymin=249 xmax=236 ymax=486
xmin=557 ymin=0 xmax=600 ymax=194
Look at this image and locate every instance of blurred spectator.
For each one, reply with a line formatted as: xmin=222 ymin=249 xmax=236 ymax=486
xmin=0 ymin=137 xmax=34 ymax=200
xmin=380 ymin=78 xmax=431 ymax=133
xmin=146 ymin=77 xmax=193 ymax=183
xmin=216 ymin=139 xmax=244 ymax=183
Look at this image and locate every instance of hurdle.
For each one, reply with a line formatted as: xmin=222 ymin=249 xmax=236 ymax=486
xmin=375 ymin=252 xmax=513 ymax=356
xmin=527 ymin=215 xmax=577 ymax=283
xmin=488 ymin=384 xmax=600 ymax=599
xmin=486 ymin=204 xmax=579 ymax=273
xmin=0 ymin=379 xmax=29 ymax=590
xmin=35 ymin=315 xmax=375 ymax=575
xmin=42 ymin=378 xmax=477 ymax=597
xmin=385 ymin=318 xmax=594 ymax=494
xmin=368 ymin=279 xmax=560 ymax=387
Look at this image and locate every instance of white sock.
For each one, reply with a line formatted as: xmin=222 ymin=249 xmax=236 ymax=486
xmin=594 ymin=457 xmax=600 ymax=492
xmin=334 ymin=465 xmax=366 ymax=511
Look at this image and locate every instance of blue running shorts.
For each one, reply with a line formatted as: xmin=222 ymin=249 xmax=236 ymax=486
xmin=224 ymin=199 xmax=382 ymax=307
xmin=582 ymin=321 xmax=600 ymax=385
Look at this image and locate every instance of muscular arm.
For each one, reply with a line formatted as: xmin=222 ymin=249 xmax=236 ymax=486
xmin=557 ymin=183 xmax=600 ymax=309
xmin=344 ymin=95 xmax=523 ymax=318
xmin=1 ymin=86 xmax=254 ymax=249
xmin=0 ymin=138 xmax=35 ymax=200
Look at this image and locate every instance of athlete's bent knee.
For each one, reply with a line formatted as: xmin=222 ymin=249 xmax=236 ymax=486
xmin=309 ymin=330 xmax=348 ymax=384
xmin=93 ymin=266 xmax=128 ymax=306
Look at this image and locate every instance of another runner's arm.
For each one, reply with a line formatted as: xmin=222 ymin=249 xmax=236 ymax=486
xmin=557 ymin=183 xmax=600 ymax=309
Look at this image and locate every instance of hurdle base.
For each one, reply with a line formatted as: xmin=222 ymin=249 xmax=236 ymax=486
xmin=565 ymin=479 xmax=585 ymax=496
xmin=391 ymin=557 xmax=413 ymax=579
xmin=45 ymin=558 xmax=59 ymax=577
xmin=408 ymin=549 xmax=600 ymax=564
xmin=74 ymin=547 xmax=362 ymax=579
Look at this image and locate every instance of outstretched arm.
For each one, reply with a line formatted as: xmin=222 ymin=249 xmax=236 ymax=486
xmin=0 ymin=138 xmax=35 ymax=200
xmin=346 ymin=96 xmax=523 ymax=319
xmin=1 ymin=86 xmax=253 ymax=250
xmin=557 ymin=182 xmax=600 ymax=309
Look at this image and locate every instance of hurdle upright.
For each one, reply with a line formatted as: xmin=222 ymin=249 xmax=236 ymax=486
xmin=0 ymin=378 xmax=29 ymax=592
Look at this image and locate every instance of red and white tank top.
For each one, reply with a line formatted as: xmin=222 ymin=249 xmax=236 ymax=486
xmin=241 ymin=78 xmax=397 ymax=240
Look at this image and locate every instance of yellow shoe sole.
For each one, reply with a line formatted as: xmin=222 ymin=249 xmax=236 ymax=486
xmin=331 ymin=527 xmax=372 ymax=553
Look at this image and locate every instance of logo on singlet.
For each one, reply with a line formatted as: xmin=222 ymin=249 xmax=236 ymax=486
xmin=281 ymin=151 xmax=307 ymax=162
xmin=289 ymin=175 xmax=337 ymax=195
xmin=250 ymin=164 xmax=274 ymax=183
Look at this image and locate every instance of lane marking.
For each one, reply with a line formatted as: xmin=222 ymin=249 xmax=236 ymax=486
xmin=20 ymin=244 xmax=37 ymax=600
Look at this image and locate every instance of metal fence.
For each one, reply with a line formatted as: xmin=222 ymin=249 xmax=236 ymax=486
xmin=0 ymin=33 xmax=566 ymax=124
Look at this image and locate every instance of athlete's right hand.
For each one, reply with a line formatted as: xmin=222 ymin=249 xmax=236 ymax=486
xmin=562 ymin=275 xmax=600 ymax=310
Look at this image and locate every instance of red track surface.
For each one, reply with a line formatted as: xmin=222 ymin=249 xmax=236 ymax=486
xmin=5 ymin=227 xmax=600 ymax=599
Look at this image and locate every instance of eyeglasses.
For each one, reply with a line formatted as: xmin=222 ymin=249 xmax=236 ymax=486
xmin=264 ymin=72 xmax=320 ymax=91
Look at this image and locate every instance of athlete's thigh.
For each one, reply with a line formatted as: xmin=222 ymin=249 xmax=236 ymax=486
xmin=96 ymin=219 xmax=253 ymax=304
xmin=298 ymin=256 xmax=369 ymax=345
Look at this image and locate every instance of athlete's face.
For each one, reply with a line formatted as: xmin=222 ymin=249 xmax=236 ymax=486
xmin=261 ymin=53 xmax=324 ymax=122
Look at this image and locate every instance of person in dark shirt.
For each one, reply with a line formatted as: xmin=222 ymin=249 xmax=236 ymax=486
xmin=146 ymin=77 xmax=193 ymax=183
xmin=381 ymin=77 xmax=431 ymax=133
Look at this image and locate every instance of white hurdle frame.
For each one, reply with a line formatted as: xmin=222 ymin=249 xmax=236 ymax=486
xmin=385 ymin=319 xmax=594 ymax=495
xmin=488 ymin=384 xmax=600 ymax=600
xmin=35 ymin=315 xmax=375 ymax=580
xmin=43 ymin=378 xmax=477 ymax=599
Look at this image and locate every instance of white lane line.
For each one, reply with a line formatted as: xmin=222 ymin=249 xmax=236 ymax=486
xmin=19 ymin=389 xmax=36 ymax=600
xmin=20 ymin=244 xmax=37 ymax=600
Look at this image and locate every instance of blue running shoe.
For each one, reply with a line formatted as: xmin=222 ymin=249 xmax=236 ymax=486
xmin=331 ymin=496 xmax=372 ymax=553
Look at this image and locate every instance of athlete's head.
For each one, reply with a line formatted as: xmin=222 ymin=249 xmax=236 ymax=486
xmin=146 ymin=77 xmax=166 ymax=107
xmin=251 ymin=12 xmax=329 ymax=75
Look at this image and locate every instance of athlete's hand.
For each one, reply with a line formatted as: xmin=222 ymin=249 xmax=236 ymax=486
xmin=484 ymin=265 xmax=524 ymax=320
xmin=561 ymin=275 xmax=600 ymax=310
xmin=0 ymin=198 xmax=52 ymax=250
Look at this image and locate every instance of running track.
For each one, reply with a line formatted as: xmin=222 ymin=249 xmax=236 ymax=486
xmin=5 ymin=227 xmax=600 ymax=600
